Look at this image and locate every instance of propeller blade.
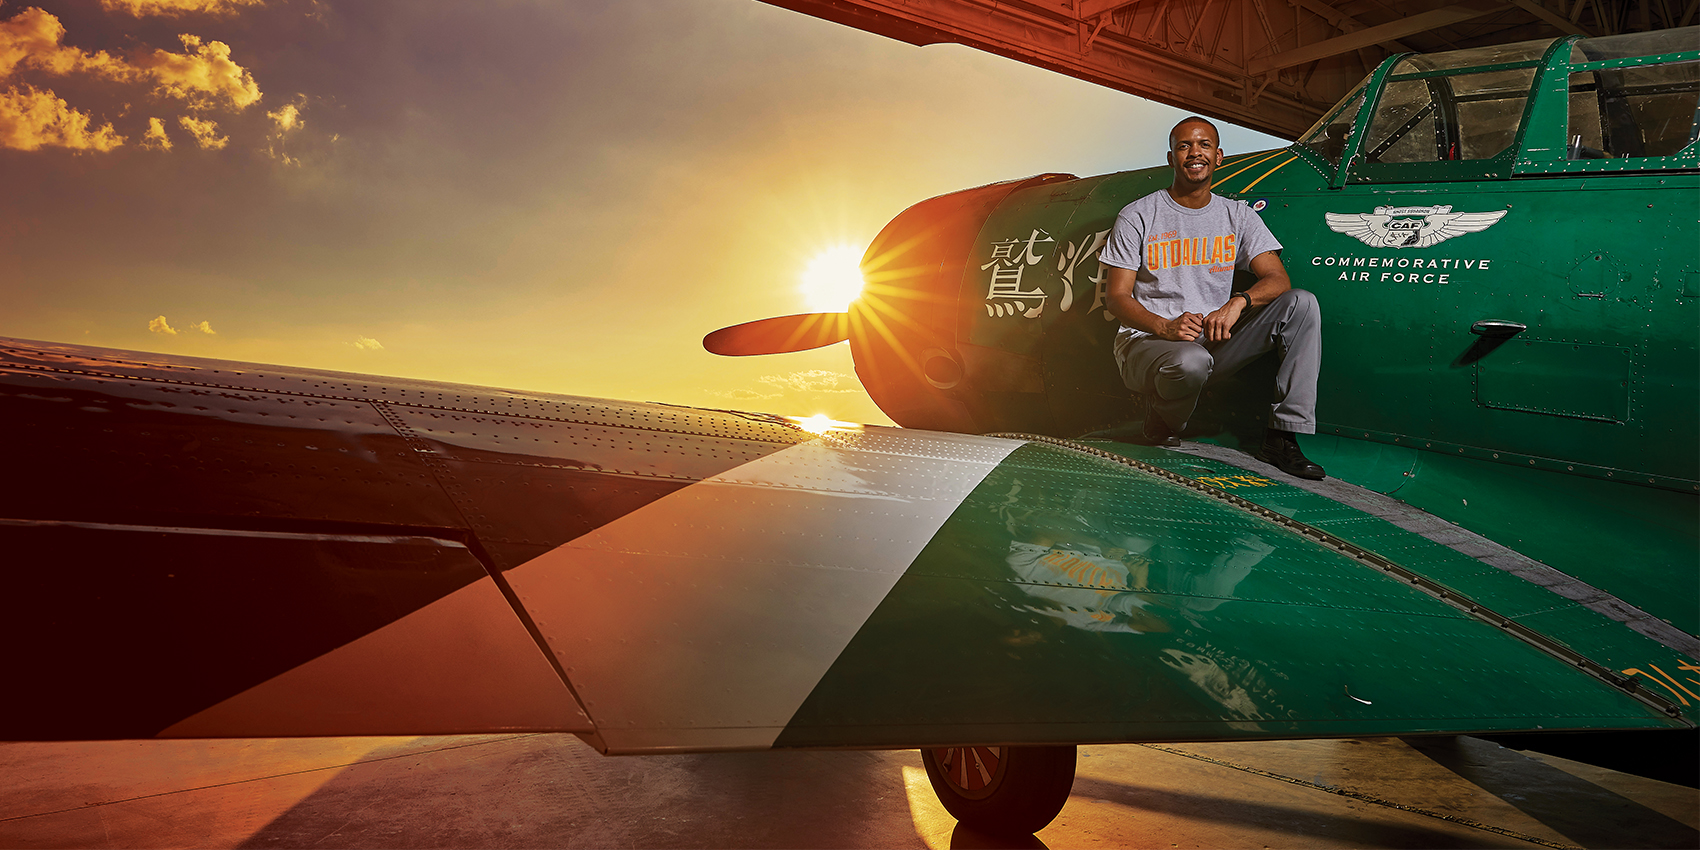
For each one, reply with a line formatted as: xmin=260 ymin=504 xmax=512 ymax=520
xmin=703 ymin=312 xmax=850 ymax=356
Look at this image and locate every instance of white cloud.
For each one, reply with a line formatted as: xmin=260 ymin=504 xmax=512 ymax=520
xmin=148 ymin=315 xmax=177 ymax=335
xmin=757 ymin=369 xmax=861 ymax=393
xmin=190 ymin=320 xmax=214 ymax=334
xmin=713 ymin=371 xmax=862 ymax=403
xmin=709 ymin=388 xmax=778 ymax=401
xmin=352 ymin=336 xmax=383 ymax=351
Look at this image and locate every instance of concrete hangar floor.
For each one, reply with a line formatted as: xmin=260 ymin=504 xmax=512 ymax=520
xmin=0 ymin=734 xmax=1694 ymax=849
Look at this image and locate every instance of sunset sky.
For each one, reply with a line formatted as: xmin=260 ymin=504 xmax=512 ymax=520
xmin=0 ymin=0 xmax=1281 ymax=425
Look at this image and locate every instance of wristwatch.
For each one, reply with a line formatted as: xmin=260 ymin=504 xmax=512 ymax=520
xmin=1232 ymin=291 xmax=1252 ymax=308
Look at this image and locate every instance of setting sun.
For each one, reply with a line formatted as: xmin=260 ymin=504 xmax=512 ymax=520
xmin=790 ymin=413 xmax=859 ymax=434
xmin=799 ymin=245 xmax=866 ymax=313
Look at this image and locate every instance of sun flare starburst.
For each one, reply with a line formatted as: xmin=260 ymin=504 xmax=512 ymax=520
xmin=799 ymin=245 xmax=866 ymax=313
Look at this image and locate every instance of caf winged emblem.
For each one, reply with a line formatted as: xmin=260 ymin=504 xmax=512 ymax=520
xmin=1325 ymin=205 xmax=1507 ymax=249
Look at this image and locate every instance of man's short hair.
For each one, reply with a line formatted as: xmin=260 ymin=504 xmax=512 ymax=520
xmin=1170 ymin=115 xmax=1221 ymax=147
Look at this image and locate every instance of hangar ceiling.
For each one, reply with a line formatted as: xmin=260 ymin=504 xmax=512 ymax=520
xmin=761 ymin=0 xmax=1695 ymax=138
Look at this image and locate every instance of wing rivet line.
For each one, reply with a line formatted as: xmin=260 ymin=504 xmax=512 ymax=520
xmin=987 ymin=433 xmax=1690 ymax=723
xmin=5 ymin=359 xmax=811 ymax=445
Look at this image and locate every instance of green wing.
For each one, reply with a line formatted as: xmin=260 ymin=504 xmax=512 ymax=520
xmin=776 ymin=440 xmax=1692 ymax=748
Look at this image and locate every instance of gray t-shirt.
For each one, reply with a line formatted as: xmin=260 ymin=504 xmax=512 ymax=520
xmin=1099 ymin=190 xmax=1282 ymax=359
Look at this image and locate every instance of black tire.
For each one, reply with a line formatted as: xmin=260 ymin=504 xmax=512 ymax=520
xmin=919 ymin=744 xmax=1077 ymax=834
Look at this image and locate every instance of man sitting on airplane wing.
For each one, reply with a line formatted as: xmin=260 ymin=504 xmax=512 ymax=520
xmin=1101 ymin=115 xmax=1325 ymax=481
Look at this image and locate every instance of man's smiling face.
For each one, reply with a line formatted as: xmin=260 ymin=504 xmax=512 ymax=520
xmin=1167 ymin=120 xmax=1223 ymax=190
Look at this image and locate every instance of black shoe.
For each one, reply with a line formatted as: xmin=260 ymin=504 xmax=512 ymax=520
xmin=1137 ymin=417 xmax=1181 ymax=448
xmin=1258 ymin=434 xmax=1325 ymax=480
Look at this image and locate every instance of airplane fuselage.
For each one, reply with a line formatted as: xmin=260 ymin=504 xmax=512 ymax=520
xmin=844 ymin=30 xmax=1699 ymax=639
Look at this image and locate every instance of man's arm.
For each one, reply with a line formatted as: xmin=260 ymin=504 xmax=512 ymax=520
xmin=1198 ymin=250 xmax=1291 ymax=342
xmin=1106 ymin=266 xmax=1204 ymax=342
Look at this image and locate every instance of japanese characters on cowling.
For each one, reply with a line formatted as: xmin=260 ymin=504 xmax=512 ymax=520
xmin=981 ymin=228 xmax=1115 ymax=320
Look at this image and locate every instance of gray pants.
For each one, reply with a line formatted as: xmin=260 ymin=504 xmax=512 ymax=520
xmin=1116 ymin=288 xmax=1320 ymax=434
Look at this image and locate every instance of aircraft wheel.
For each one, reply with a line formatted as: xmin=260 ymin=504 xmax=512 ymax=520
xmin=920 ymin=744 xmax=1076 ymax=834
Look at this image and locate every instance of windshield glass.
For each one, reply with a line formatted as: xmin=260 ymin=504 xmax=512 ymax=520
xmin=1364 ymin=79 xmax=1438 ymax=162
xmin=1364 ymin=67 xmax=1537 ymax=162
xmin=1297 ymin=80 xmax=1367 ymax=165
xmin=1569 ymin=60 xmax=1700 ymax=158
xmin=1453 ymin=67 xmax=1540 ymax=159
xmin=1571 ymin=28 xmax=1700 ymax=63
xmin=1396 ymin=38 xmax=1555 ymax=73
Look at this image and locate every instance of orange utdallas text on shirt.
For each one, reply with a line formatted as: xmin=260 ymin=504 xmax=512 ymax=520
xmin=1146 ymin=234 xmax=1235 ymax=271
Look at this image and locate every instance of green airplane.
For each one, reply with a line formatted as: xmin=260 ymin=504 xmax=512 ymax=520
xmin=705 ymin=26 xmax=1699 ymax=828
xmin=0 ymin=27 xmax=1693 ymax=840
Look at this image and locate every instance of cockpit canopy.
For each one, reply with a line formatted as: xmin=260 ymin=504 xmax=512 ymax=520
xmin=1294 ymin=27 xmax=1699 ymax=182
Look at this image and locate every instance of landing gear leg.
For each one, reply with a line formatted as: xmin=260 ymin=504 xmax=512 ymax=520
xmin=919 ymin=744 xmax=1077 ymax=834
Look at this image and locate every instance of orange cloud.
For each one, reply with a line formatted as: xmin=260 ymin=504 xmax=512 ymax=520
xmin=0 ymin=6 xmax=67 ymax=77
xmin=148 ymin=315 xmax=178 ymax=335
xmin=0 ymin=6 xmax=129 ymax=80
xmin=263 ymin=97 xmax=303 ymax=163
xmin=134 ymin=34 xmax=260 ymax=110
xmin=1 ymin=6 xmax=262 ymax=154
xmin=176 ymin=116 xmax=221 ymax=148
xmin=267 ymin=101 xmax=298 ymax=131
xmin=352 ymin=336 xmax=383 ymax=351
xmin=0 ymin=84 xmax=122 ymax=150
xmin=140 ymin=115 xmax=170 ymax=149
xmin=1 ymin=8 xmax=260 ymax=108
xmin=190 ymin=320 xmax=215 ymax=334
xmin=101 ymin=0 xmax=265 ymax=17
xmin=177 ymin=114 xmax=224 ymax=148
